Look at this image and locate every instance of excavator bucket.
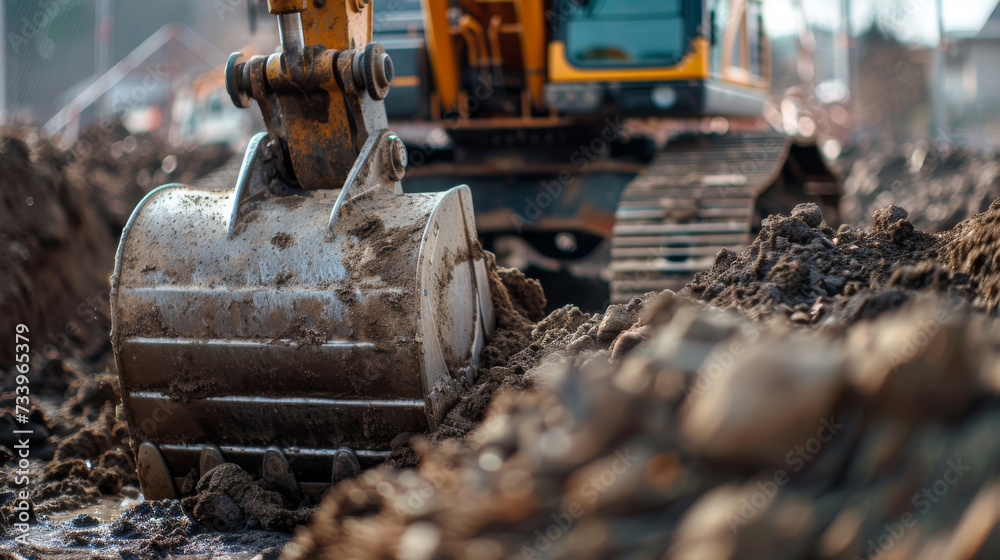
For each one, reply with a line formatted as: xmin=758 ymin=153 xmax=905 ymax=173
xmin=112 ymin=131 xmax=495 ymax=499
xmin=111 ymin=0 xmax=496 ymax=499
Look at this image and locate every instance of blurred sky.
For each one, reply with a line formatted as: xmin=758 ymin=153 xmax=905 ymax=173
xmin=766 ymin=0 xmax=1000 ymax=43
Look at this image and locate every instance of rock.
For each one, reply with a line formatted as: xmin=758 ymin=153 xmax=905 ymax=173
xmin=191 ymin=492 xmax=244 ymax=531
xmin=70 ymin=513 xmax=99 ymax=527
xmin=597 ymin=293 xmax=656 ymax=343
xmin=568 ymin=335 xmax=598 ymax=355
xmin=845 ymin=297 xmax=979 ymax=418
xmin=680 ymin=331 xmax=845 ymax=467
xmin=790 ymin=311 xmax=811 ymax=323
xmin=610 ymin=328 xmax=647 ymax=361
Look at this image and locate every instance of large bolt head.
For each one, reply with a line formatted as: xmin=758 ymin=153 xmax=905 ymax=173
xmin=388 ymin=134 xmax=407 ymax=181
xmin=363 ymin=42 xmax=393 ymax=100
xmin=225 ymin=52 xmax=253 ymax=109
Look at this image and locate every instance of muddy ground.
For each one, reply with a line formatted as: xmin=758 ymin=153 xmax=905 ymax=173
xmin=3 ymin=131 xmax=1000 ymax=559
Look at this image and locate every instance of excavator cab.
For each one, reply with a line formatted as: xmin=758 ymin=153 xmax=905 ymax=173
xmin=545 ymin=0 xmax=770 ymax=118
xmin=378 ymin=0 xmax=839 ymax=304
xmin=111 ymin=0 xmax=494 ymax=499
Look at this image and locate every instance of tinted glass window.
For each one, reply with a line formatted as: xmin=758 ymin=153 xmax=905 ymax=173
xmin=580 ymin=0 xmax=681 ymax=17
xmin=566 ymin=0 xmax=688 ymax=67
xmin=372 ymin=0 xmax=423 ymax=11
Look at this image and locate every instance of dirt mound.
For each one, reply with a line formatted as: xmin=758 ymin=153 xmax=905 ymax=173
xmin=0 ymin=123 xmax=231 ymax=369
xmin=68 ymin=121 xmax=233 ymax=233
xmin=397 ymin=268 xmax=658 ymax=464
xmin=283 ymin=295 xmax=1000 ymax=560
xmin=0 ymin=367 xmax=135 ymax=521
xmin=944 ymin=198 xmax=1000 ymax=312
xmin=841 ymin=143 xmax=1000 ymax=232
xmin=0 ymin=130 xmax=116 ymax=365
xmin=681 ymin=203 xmax=970 ymax=325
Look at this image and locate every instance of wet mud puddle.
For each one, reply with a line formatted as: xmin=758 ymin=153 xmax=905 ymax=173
xmin=5 ymin=496 xmax=290 ymax=559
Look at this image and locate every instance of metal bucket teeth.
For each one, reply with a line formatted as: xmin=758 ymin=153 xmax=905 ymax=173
xmin=111 ymin=132 xmax=495 ymax=495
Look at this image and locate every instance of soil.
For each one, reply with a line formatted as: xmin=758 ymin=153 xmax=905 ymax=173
xmin=68 ymin=120 xmax=233 ymax=233
xmin=944 ymin=198 xmax=1000 ymax=312
xmin=682 ymin=203 xmax=975 ymax=325
xmin=1 ymin=367 xmax=135 ymax=522
xmin=281 ymin=199 xmax=1000 ymax=560
xmin=0 ymin=122 xmax=232 ymax=368
xmin=7 ymin=121 xmax=1000 ymax=560
xmin=182 ymin=464 xmax=314 ymax=533
xmin=841 ymin=142 xmax=1000 ymax=233
xmin=271 ymin=232 xmax=295 ymax=250
xmin=0 ymin=130 xmax=116 ymax=366
xmin=284 ymin=295 xmax=1000 ymax=560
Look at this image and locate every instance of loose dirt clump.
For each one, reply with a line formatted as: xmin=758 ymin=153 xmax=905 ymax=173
xmin=283 ymin=296 xmax=1000 ymax=560
xmin=271 ymin=232 xmax=295 ymax=250
xmin=681 ymin=202 xmax=966 ymax=325
xmin=183 ymin=463 xmax=314 ymax=533
xmin=412 ymin=262 xmax=663 ymax=454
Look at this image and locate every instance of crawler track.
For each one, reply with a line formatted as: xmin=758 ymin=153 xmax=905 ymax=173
xmin=610 ymin=131 xmax=836 ymax=301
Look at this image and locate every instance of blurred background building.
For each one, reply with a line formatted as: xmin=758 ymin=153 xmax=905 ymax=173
xmin=945 ymin=4 xmax=1000 ymax=147
xmin=0 ymin=0 xmax=998 ymax=151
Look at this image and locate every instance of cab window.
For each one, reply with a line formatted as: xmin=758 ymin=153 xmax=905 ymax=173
xmin=565 ymin=0 xmax=689 ymax=68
